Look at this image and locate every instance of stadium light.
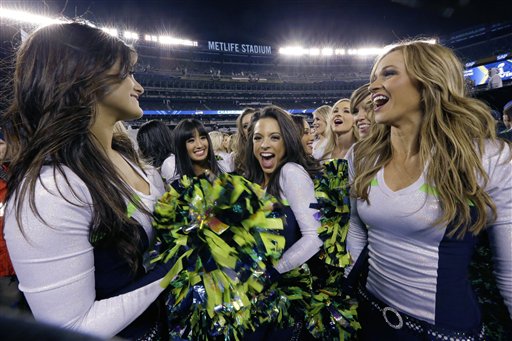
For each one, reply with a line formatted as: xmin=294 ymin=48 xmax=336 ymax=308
xmin=422 ymin=39 xmax=437 ymax=44
xmin=102 ymin=27 xmax=118 ymax=37
xmin=145 ymin=35 xmax=158 ymax=42
xmin=309 ymin=48 xmax=320 ymax=56
xmin=354 ymin=47 xmax=383 ymax=56
xmin=321 ymin=48 xmax=333 ymax=56
xmin=278 ymin=46 xmax=309 ymax=56
xmin=1 ymin=7 xmax=199 ymax=48
xmin=158 ymin=35 xmax=198 ymax=46
xmin=124 ymin=31 xmax=139 ymax=40
xmin=0 ymin=8 xmax=67 ymax=26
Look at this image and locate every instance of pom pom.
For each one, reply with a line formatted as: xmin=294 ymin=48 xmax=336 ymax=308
xmin=152 ymin=173 xmax=286 ymax=340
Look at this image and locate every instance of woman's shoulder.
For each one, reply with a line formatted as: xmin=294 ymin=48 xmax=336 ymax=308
xmin=162 ymin=154 xmax=176 ymax=167
xmin=161 ymin=154 xmax=177 ymax=180
xmin=281 ymin=162 xmax=308 ymax=175
xmin=478 ymin=139 xmax=511 ymax=162
xmin=279 ymin=163 xmax=313 ymax=187
xmin=12 ymin=165 xmax=92 ymax=209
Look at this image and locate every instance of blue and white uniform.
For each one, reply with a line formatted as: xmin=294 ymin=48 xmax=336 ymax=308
xmin=347 ymin=140 xmax=512 ymax=330
xmin=5 ymin=162 xmax=170 ymax=339
xmin=273 ymin=162 xmax=323 ymax=274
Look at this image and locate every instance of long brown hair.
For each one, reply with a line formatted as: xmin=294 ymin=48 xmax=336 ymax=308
xmin=353 ymin=41 xmax=508 ymax=237
xmin=245 ymin=106 xmax=321 ymax=199
xmin=5 ymin=22 xmax=149 ymax=271
xmin=234 ymin=107 xmax=257 ymax=175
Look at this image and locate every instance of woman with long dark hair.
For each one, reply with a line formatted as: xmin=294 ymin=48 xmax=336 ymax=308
xmin=233 ymin=107 xmax=257 ymax=175
xmin=172 ymin=119 xmax=221 ymax=179
xmin=291 ymin=115 xmax=315 ymax=156
xmin=4 ymin=22 xmax=172 ymax=339
xmin=245 ymin=106 xmax=322 ymax=276
xmin=136 ymin=120 xmax=175 ymax=181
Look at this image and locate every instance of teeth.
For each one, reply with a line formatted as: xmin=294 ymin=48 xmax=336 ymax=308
xmin=373 ymin=95 xmax=388 ymax=103
xmin=261 ymin=153 xmax=273 ymax=157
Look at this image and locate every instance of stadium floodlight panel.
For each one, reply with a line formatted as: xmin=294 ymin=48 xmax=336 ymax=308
xmin=0 ymin=8 xmax=67 ymax=26
xmin=321 ymin=48 xmax=334 ymax=56
xmin=158 ymin=36 xmax=197 ymax=46
xmin=144 ymin=34 xmax=158 ymax=42
xmin=356 ymin=47 xmax=384 ymax=56
xmin=124 ymin=31 xmax=139 ymax=40
xmin=102 ymin=27 xmax=118 ymax=37
xmin=308 ymin=48 xmax=320 ymax=56
xmin=279 ymin=46 xmax=308 ymax=56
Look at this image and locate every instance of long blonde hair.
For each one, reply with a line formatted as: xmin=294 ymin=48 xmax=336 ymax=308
xmin=321 ymin=99 xmax=358 ymax=160
xmin=353 ymin=41 xmax=506 ymax=237
xmin=312 ymin=105 xmax=331 ymax=138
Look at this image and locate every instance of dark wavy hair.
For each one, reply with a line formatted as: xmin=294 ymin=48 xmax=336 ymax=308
xmin=173 ymin=119 xmax=221 ymax=178
xmin=5 ymin=22 xmax=148 ymax=271
xmin=245 ymin=106 xmax=321 ymax=199
xmin=137 ymin=120 xmax=174 ymax=168
xmin=291 ymin=115 xmax=307 ymax=135
xmin=234 ymin=107 xmax=258 ymax=175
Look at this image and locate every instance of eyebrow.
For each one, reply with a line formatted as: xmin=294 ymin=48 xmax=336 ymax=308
xmin=380 ymin=64 xmax=398 ymax=70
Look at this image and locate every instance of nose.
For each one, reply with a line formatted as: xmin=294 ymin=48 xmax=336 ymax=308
xmin=368 ymin=77 xmax=381 ymax=94
xmin=260 ymin=137 xmax=270 ymax=149
xmin=195 ymin=139 xmax=205 ymax=148
xmin=134 ymin=78 xmax=144 ymax=95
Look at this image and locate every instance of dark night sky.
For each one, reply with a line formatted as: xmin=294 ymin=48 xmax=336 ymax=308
xmin=3 ymin=0 xmax=511 ymax=46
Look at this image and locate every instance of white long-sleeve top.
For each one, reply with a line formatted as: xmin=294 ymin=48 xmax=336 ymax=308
xmin=274 ymin=162 xmax=323 ymax=274
xmin=346 ymin=140 xmax=512 ymax=328
xmin=4 ymin=163 xmax=167 ymax=338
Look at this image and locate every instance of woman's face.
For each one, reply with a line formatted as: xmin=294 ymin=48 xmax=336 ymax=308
xmin=241 ymin=113 xmax=254 ymax=138
xmin=0 ymin=139 xmax=6 ymax=160
xmin=97 ymin=60 xmax=144 ymax=122
xmin=313 ymin=113 xmax=327 ymax=136
xmin=186 ymin=129 xmax=209 ymax=163
xmin=301 ymin=120 xmax=314 ymax=155
xmin=253 ymin=117 xmax=285 ymax=180
xmin=331 ymin=101 xmax=354 ymax=135
xmin=354 ymin=95 xmax=372 ymax=138
xmin=503 ymin=114 xmax=512 ymax=129
xmin=222 ymin=134 xmax=231 ymax=151
xmin=369 ymin=50 xmax=422 ymax=126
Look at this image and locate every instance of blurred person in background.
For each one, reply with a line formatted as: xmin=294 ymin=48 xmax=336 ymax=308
xmin=209 ymin=130 xmax=234 ymax=172
xmin=350 ymin=83 xmax=373 ymax=139
xmin=499 ymin=100 xmax=512 ymax=141
xmin=136 ymin=120 xmax=176 ymax=182
xmin=292 ymin=115 xmax=315 ymax=156
xmin=311 ymin=105 xmax=331 ymax=160
xmin=320 ymin=99 xmax=358 ymax=160
xmin=233 ymin=107 xmax=257 ymax=175
xmin=222 ymin=133 xmax=232 ymax=154
xmin=487 ymin=67 xmax=503 ymax=89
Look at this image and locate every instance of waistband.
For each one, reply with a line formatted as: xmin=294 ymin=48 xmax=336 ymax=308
xmin=358 ymin=286 xmax=485 ymax=341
